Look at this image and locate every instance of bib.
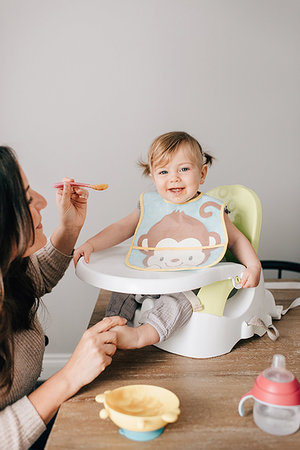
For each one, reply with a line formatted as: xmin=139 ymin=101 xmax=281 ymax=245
xmin=126 ymin=192 xmax=228 ymax=271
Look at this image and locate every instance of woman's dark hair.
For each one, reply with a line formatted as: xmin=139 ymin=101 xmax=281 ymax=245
xmin=0 ymin=146 xmax=38 ymax=392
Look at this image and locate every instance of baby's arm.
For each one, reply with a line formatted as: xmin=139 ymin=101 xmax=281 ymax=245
xmin=73 ymin=209 xmax=139 ymax=265
xmin=224 ymin=214 xmax=261 ymax=288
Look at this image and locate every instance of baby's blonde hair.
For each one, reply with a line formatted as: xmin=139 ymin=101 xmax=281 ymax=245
xmin=139 ymin=131 xmax=214 ymax=176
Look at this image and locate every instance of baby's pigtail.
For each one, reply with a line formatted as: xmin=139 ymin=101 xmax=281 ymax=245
xmin=137 ymin=159 xmax=151 ymax=176
xmin=203 ymin=151 xmax=214 ymax=167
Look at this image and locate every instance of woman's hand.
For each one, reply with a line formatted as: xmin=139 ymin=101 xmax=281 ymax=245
xmin=28 ymin=316 xmax=126 ymax=424
xmin=56 ymin=178 xmax=89 ymax=232
xmin=51 ymin=178 xmax=89 ymax=254
xmin=61 ymin=316 xmax=127 ymax=394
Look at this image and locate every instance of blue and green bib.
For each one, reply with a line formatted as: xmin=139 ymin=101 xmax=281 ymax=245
xmin=126 ymin=192 xmax=228 ymax=271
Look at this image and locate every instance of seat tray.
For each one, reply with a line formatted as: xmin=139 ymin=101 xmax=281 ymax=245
xmin=76 ymin=244 xmax=244 ymax=295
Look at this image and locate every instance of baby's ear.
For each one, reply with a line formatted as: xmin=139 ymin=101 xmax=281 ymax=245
xmin=199 ymin=164 xmax=208 ymax=184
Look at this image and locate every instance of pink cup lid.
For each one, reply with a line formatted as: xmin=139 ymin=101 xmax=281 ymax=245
xmin=246 ymin=372 xmax=300 ymax=406
xmin=238 ymin=355 xmax=300 ymax=416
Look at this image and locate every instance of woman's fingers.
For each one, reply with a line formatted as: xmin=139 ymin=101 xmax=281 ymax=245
xmin=60 ymin=319 xmax=127 ymax=394
xmin=94 ymin=330 xmax=118 ymax=348
xmin=56 ymin=180 xmax=72 ymax=207
xmin=98 ymin=355 xmax=113 ymax=374
xmin=103 ymin=342 xmax=118 ymax=357
xmin=90 ymin=316 xmax=127 ymax=334
xmin=56 ymin=181 xmax=88 ymax=201
xmin=72 ymin=187 xmax=89 ymax=200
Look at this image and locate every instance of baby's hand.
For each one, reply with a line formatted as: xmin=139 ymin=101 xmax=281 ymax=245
xmin=240 ymin=265 xmax=261 ymax=288
xmin=73 ymin=242 xmax=94 ymax=266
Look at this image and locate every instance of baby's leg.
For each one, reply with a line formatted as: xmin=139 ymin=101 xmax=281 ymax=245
xmin=111 ymin=324 xmax=160 ymax=349
xmin=139 ymin=292 xmax=193 ymax=342
xmin=105 ymin=292 xmax=138 ymax=321
xmin=111 ymin=292 xmax=193 ymax=349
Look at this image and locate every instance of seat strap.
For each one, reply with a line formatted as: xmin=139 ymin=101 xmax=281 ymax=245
xmin=246 ymin=317 xmax=280 ymax=341
xmin=281 ymin=297 xmax=300 ymax=315
xmin=182 ymin=290 xmax=203 ymax=312
xmin=247 ymin=297 xmax=300 ymax=342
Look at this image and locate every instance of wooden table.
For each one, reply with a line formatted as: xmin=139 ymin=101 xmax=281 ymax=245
xmin=46 ymin=282 xmax=300 ymax=449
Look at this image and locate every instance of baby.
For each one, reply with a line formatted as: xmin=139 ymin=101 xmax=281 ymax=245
xmin=74 ymin=131 xmax=261 ymax=349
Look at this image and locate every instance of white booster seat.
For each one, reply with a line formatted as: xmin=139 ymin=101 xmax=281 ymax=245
xmin=76 ymin=185 xmax=281 ymax=358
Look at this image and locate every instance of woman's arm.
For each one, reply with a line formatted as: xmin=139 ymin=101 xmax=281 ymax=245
xmin=224 ymin=214 xmax=261 ymax=288
xmin=29 ymin=240 xmax=73 ymax=295
xmin=0 ymin=397 xmax=46 ymax=450
xmin=0 ymin=316 xmax=126 ymax=448
xmin=28 ymin=180 xmax=88 ymax=294
xmin=74 ymin=208 xmax=139 ymax=265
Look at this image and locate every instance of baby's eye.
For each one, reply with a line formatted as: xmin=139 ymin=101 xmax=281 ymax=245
xmin=158 ymin=170 xmax=168 ymax=175
xmin=180 ymin=167 xmax=189 ymax=172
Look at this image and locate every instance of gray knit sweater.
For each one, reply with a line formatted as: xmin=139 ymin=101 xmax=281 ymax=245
xmin=0 ymin=240 xmax=73 ymax=450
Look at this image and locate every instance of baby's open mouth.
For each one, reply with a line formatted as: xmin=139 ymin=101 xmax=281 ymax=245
xmin=168 ymin=188 xmax=184 ymax=193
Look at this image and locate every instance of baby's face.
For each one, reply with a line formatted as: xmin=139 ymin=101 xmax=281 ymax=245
xmin=151 ymin=144 xmax=207 ymax=204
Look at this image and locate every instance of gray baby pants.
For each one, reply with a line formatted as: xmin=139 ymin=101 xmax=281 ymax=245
xmin=105 ymin=291 xmax=193 ymax=342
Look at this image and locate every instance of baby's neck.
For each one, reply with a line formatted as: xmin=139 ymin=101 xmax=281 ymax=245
xmin=188 ymin=191 xmax=201 ymax=201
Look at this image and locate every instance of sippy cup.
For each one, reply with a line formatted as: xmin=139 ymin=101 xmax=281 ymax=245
xmin=238 ymin=354 xmax=300 ymax=436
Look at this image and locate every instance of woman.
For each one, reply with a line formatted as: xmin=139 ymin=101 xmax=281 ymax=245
xmin=0 ymin=146 xmax=126 ymax=449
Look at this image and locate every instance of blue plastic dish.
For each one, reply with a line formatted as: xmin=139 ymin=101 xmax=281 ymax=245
xmin=119 ymin=427 xmax=164 ymax=441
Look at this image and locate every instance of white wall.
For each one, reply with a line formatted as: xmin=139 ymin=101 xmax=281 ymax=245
xmin=1 ymin=0 xmax=299 ymax=365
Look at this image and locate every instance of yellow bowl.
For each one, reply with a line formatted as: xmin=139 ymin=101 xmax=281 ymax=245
xmin=95 ymin=384 xmax=180 ymax=432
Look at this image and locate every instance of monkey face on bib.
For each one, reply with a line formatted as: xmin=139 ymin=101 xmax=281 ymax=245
xmin=137 ymin=210 xmax=221 ymax=269
xmin=144 ymin=237 xmax=214 ymax=269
